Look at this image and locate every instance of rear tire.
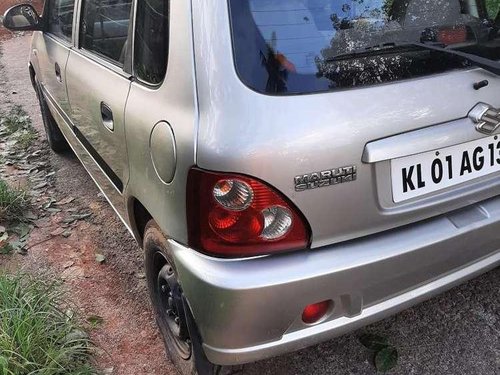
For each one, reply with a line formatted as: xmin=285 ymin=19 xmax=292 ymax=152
xmin=34 ymin=79 xmax=70 ymax=153
xmin=144 ymin=221 xmax=222 ymax=375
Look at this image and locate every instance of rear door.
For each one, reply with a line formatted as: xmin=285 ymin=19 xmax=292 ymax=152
xmin=65 ymin=0 xmax=133 ymax=193
xmin=37 ymin=0 xmax=76 ymax=114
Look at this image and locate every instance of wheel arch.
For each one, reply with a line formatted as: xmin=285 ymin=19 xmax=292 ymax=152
xmin=128 ymin=197 xmax=153 ymax=245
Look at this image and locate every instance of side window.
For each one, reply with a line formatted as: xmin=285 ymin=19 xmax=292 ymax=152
xmin=134 ymin=0 xmax=169 ymax=85
xmin=80 ymin=0 xmax=133 ymax=66
xmin=47 ymin=0 xmax=75 ymax=41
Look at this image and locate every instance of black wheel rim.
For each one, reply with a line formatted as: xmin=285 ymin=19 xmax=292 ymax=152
xmin=152 ymin=251 xmax=192 ymax=360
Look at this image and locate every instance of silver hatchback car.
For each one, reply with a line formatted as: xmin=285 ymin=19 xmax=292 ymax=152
xmin=3 ymin=0 xmax=500 ymax=374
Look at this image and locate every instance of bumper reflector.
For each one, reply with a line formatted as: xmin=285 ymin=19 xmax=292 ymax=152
xmin=302 ymin=300 xmax=332 ymax=324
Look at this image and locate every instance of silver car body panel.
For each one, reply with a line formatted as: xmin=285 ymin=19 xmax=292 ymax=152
xmin=24 ymin=0 xmax=500 ymax=366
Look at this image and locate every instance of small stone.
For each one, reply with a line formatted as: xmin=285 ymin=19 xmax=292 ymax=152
xmin=50 ymin=227 xmax=64 ymax=236
xmin=95 ymin=254 xmax=106 ymax=264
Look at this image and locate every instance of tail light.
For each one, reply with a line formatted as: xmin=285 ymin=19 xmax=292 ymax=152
xmin=186 ymin=168 xmax=310 ymax=257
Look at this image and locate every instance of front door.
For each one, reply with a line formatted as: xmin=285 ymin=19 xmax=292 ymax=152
xmin=65 ymin=0 xmax=133 ymax=193
xmin=37 ymin=0 xmax=76 ymax=114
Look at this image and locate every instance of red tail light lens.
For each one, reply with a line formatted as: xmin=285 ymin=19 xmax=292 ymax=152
xmin=187 ymin=168 xmax=310 ymax=257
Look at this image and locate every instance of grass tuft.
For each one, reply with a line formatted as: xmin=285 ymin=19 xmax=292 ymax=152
xmin=15 ymin=128 xmax=38 ymax=150
xmin=0 ymin=179 xmax=29 ymax=222
xmin=0 ymin=273 xmax=96 ymax=375
xmin=0 ymin=105 xmax=32 ymax=135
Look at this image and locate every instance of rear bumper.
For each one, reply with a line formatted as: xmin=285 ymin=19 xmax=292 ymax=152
xmin=171 ymin=196 xmax=500 ymax=366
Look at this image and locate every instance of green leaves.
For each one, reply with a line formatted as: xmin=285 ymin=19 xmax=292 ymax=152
xmin=0 ymin=222 xmax=32 ymax=255
xmin=0 ymin=179 xmax=30 ymax=222
xmin=0 ymin=356 xmax=8 ymax=375
xmin=86 ymin=315 xmax=104 ymax=328
xmin=359 ymin=332 xmax=398 ymax=373
xmin=485 ymin=0 xmax=500 ymax=19
xmin=0 ymin=105 xmax=32 ymax=135
xmin=375 ymin=346 xmax=398 ymax=373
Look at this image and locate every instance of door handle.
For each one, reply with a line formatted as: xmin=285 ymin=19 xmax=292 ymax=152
xmin=54 ymin=62 xmax=62 ymax=83
xmin=100 ymin=102 xmax=114 ymax=131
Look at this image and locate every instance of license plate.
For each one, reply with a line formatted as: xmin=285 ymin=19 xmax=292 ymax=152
xmin=391 ymin=136 xmax=500 ymax=203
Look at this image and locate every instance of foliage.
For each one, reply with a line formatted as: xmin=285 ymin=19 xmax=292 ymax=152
xmin=0 ymin=106 xmax=32 ymax=135
xmin=15 ymin=128 xmax=38 ymax=150
xmin=0 ymin=179 xmax=29 ymax=222
xmin=0 ymin=273 xmax=96 ymax=375
xmin=359 ymin=332 xmax=398 ymax=372
xmin=375 ymin=346 xmax=398 ymax=372
xmin=0 ymin=105 xmax=38 ymax=149
xmin=486 ymin=0 xmax=500 ymax=19
xmin=382 ymin=0 xmax=395 ymax=17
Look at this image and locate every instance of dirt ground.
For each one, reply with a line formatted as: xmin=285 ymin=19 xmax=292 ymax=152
xmin=0 ymin=33 xmax=499 ymax=375
xmin=0 ymin=0 xmax=42 ymax=12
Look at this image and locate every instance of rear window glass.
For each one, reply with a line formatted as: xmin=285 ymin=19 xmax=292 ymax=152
xmin=228 ymin=0 xmax=500 ymax=95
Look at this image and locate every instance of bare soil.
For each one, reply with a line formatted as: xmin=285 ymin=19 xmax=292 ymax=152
xmin=0 ymin=0 xmax=43 ymax=13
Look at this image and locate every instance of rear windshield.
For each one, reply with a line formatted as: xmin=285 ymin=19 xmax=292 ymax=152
xmin=228 ymin=0 xmax=500 ymax=94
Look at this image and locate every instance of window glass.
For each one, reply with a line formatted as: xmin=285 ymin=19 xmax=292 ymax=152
xmin=80 ymin=0 xmax=133 ymax=65
xmin=228 ymin=0 xmax=500 ymax=95
xmin=134 ymin=0 xmax=170 ymax=84
xmin=47 ymin=0 xmax=75 ymax=41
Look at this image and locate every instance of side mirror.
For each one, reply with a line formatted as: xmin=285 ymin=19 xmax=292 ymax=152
xmin=2 ymin=4 xmax=41 ymax=31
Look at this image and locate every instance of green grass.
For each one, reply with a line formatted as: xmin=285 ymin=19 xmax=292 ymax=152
xmin=0 ymin=179 xmax=29 ymax=222
xmin=0 ymin=273 xmax=96 ymax=375
xmin=15 ymin=129 xmax=38 ymax=150
xmin=0 ymin=105 xmax=38 ymax=149
xmin=0 ymin=106 xmax=32 ymax=135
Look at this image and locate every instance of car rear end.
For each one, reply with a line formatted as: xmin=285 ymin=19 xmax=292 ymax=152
xmin=177 ymin=0 xmax=500 ymax=365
